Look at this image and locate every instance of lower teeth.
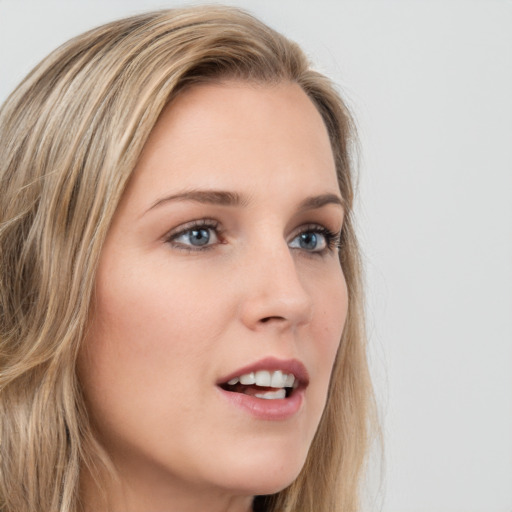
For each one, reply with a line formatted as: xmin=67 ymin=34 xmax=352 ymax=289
xmin=254 ymin=388 xmax=286 ymax=400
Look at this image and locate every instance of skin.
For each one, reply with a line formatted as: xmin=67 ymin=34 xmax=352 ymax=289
xmin=78 ymin=80 xmax=348 ymax=512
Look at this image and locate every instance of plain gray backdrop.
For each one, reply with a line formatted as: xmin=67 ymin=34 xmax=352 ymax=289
xmin=1 ymin=1 xmax=511 ymax=511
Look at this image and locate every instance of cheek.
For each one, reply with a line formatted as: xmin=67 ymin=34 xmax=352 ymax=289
xmin=78 ymin=263 xmax=233 ymax=463
xmin=91 ymin=256 xmax=223 ymax=350
xmin=79 ymin=259 xmax=219 ymax=417
xmin=308 ymin=267 xmax=348 ymax=391
xmin=80 ymin=248 xmax=246 ymax=406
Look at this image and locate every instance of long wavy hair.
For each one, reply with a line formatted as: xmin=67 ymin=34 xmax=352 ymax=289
xmin=0 ymin=6 xmax=376 ymax=512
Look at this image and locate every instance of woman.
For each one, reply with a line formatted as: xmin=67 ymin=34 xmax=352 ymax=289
xmin=0 ymin=6 xmax=375 ymax=512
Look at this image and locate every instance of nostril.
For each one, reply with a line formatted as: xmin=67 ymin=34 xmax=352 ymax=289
xmin=260 ymin=316 xmax=285 ymax=323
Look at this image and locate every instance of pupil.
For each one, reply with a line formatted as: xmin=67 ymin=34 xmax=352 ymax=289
xmin=300 ymin=232 xmax=317 ymax=250
xmin=190 ymin=228 xmax=210 ymax=246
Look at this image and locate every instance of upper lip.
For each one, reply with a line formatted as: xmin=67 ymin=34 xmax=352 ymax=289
xmin=217 ymin=356 xmax=310 ymax=388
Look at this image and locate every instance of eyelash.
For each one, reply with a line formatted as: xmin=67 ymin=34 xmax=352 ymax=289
xmin=164 ymin=219 xmax=342 ymax=255
xmin=164 ymin=219 xmax=222 ymax=252
xmin=292 ymin=224 xmax=342 ymax=255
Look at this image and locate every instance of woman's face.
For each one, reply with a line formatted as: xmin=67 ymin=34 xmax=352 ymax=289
xmin=79 ymin=81 xmax=348 ymax=509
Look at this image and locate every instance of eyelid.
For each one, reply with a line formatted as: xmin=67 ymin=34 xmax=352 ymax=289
xmin=289 ymin=223 xmax=342 ymax=254
xmin=290 ymin=222 xmax=341 ymax=239
xmin=163 ymin=218 xmax=219 ymax=238
xmin=163 ymin=218 xmax=222 ymax=251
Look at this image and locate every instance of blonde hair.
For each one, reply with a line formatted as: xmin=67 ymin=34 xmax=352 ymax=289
xmin=0 ymin=6 xmax=376 ymax=512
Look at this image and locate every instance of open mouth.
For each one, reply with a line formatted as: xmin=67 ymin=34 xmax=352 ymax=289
xmin=219 ymin=370 xmax=298 ymax=400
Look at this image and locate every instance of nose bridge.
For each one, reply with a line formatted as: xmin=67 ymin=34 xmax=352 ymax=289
xmin=239 ymin=230 xmax=313 ymax=329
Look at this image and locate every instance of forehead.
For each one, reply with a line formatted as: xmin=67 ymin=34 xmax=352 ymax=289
xmin=122 ymin=80 xmax=340 ymax=210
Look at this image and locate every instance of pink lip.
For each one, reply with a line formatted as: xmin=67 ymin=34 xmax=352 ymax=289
xmin=216 ymin=357 xmax=309 ymax=421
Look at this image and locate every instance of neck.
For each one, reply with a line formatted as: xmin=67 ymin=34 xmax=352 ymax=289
xmin=80 ymin=464 xmax=254 ymax=512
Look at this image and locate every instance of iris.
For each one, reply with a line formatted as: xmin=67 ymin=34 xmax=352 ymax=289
xmin=298 ymin=232 xmax=318 ymax=250
xmin=188 ymin=228 xmax=210 ymax=246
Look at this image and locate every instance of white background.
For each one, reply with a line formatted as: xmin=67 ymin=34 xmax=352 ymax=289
xmin=1 ymin=1 xmax=511 ymax=511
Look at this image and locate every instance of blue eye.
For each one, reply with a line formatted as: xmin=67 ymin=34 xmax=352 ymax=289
xmin=167 ymin=221 xmax=220 ymax=249
xmin=289 ymin=226 xmax=340 ymax=254
xmin=289 ymin=231 xmax=326 ymax=252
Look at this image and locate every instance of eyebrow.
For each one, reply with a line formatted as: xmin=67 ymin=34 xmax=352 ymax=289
xmin=145 ymin=189 xmax=343 ymax=214
xmin=297 ymin=193 xmax=344 ymax=212
xmin=146 ymin=190 xmax=246 ymax=213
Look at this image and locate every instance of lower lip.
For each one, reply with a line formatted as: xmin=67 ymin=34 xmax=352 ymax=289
xmin=217 ymin=387 xmax=305 ymax=421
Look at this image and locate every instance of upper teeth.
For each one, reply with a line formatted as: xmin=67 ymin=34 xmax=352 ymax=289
xmin=227 ymin=370 xmax=296 ymax=389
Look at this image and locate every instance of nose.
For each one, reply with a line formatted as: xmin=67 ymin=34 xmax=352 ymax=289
xmin=238 ymin=240 xmax=313 ymax=332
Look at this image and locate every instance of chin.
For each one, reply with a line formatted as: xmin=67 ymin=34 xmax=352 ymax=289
xmin=222 ymin=469 xmax=302 ymax=498
xmin=209 ymin=442 xmax=309 ymax=497
xmin=248 ymin=470 xmax=302 ymax=497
